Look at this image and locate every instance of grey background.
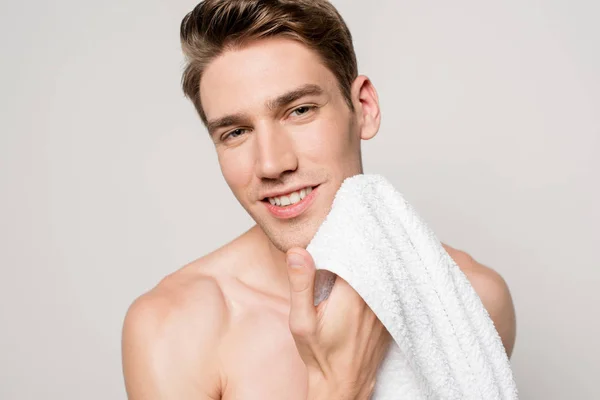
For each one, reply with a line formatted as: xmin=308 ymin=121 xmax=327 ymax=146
xmin=1 ymin=0 xmax=598 ymax=398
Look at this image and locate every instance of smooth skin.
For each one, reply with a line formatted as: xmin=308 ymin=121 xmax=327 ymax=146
xmin=122 ymin=37 xmax=516 ymax=399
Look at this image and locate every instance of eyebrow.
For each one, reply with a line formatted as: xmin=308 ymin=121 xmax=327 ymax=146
xmin=206 ymin=84 xmax=325 ymax=136
xmin=206 ymin=113 xmax=249 ymax=137
xmin=266 ymin=83 xmax=324 ymax=111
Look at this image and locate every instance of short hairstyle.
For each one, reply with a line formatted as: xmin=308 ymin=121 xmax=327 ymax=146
xmin=179 ymin=0 xmax=358 ymax=125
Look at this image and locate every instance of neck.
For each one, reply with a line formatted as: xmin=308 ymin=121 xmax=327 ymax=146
xmin=244 ymin=224 xmax=292 ymax=299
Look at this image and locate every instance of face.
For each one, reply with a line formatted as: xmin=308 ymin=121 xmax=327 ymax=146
xmin=200 ymin=37 xmax=380 ymax=252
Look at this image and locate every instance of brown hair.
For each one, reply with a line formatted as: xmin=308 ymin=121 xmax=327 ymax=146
xmin=179 ymin=0 xmax=358 ymax=125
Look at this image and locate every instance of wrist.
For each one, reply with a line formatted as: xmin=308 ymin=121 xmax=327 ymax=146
xmin=306 ymin=367 xmax=374 ymax=400
xmin=307 ymin=378 xmax=369 ymax=400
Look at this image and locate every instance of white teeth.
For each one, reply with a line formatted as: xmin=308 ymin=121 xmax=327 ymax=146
xmin=290 ymin=192 xmax=300 ymax=203
xmin=268 ymin=186 xmax=313 ymax=207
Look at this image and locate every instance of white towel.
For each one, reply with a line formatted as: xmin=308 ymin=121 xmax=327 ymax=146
xmin=306 ymin=174 xmax=518 ymax=400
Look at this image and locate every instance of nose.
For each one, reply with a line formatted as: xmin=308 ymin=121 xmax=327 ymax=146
xmin=254 ymin=121 xmax=298 ymax=180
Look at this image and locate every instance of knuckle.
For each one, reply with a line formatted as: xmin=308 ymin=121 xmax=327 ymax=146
xmin=289 ymin=317 xmax=316 ymax=338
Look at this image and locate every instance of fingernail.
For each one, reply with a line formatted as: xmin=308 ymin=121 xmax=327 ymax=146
xmin=287 ymin=252 xmax=304 ymax=269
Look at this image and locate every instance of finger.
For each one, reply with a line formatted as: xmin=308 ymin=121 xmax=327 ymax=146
xmin=286 ymin=248 xmax=318 ymax=339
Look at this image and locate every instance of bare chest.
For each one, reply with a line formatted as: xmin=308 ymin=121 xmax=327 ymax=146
xmin=220 ymin=305 xmax=308 ymax=400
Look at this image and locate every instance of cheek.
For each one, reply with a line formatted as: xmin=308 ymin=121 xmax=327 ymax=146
xmin=217 ymin=148 xmax=254 ymax=190
xmin=297 ymin=116 xmax=353 ymax=161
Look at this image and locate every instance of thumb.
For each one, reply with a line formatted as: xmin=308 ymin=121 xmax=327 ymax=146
xmin=286 ymin=248 xmax=318 ymax=338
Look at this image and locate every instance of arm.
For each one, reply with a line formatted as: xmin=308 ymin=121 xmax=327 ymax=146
xmin=443 ymin=245 xmax=517 ymax=358
xmin=466 ymin=261 xmax=517 ymax=358
xmin=122 ymin=277 xmax=225 ymax=399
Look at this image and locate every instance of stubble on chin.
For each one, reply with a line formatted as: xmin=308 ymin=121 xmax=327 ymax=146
xmin=263 ymin=224 xmax=308 ymax=254
xmin=259 ymin=217 xmax=321 ymax=254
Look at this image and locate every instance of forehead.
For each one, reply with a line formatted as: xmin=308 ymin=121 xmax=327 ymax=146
xmin=200 ymin=38 xmax=338 ymax=119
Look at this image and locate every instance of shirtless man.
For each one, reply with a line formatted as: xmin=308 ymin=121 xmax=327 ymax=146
xmin=121 ymin=1 xmax=517 ymax=398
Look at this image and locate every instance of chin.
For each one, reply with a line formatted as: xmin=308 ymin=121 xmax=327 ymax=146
xmin=266 ymin=227 xmax=313 ymax=253
xmin=258 ymin=216 xmax=324 ymax=253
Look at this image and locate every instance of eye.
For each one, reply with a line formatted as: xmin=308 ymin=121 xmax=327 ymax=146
xmin=290 ymin=105 xmax=316 ymax=117
xmin=222 ymin=128 xmax=247 ymax=141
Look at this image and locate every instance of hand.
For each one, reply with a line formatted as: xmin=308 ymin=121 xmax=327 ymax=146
xmin=285 ymin=247 xmax=392 ymax=400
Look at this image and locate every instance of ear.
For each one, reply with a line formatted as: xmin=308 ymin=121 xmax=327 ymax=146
xmin=351 ymin=75 xmax=381 ymax=141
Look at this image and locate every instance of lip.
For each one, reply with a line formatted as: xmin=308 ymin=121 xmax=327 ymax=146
xmin=263 ymin=185 xmax=319 ymax=219
xmin=260 ymin=184 xmax=316 ymax=201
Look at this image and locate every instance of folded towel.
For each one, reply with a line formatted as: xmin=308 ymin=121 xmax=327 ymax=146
xmin=306 ymin=174 xmax=518 ymax=400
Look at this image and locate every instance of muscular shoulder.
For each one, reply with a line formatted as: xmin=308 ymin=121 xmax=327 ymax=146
xmin=122 ymin=257 xmax=229 ymax=399
xmin=442 ymin=243 xmax=517 ymax=359
xmin=124 ymin=264 xmax=228 ymax=343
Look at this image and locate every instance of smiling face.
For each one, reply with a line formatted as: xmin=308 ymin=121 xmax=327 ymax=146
xmin=200 ymin=37 xmax=380 ymax=252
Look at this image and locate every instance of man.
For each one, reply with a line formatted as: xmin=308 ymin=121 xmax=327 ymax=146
xmin=122 ymin=1 xmax=517 ymax=398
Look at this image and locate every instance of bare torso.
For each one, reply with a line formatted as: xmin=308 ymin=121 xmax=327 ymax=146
xmin=216 ymin=274 xmax=308 ymax=399
xmin=123 ymin=224 xmax=514 ymax=400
